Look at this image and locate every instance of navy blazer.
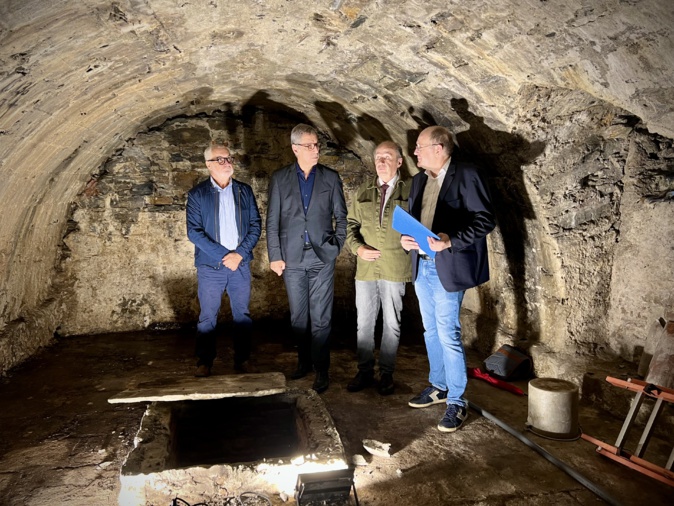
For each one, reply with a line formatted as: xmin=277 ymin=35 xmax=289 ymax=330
xmin=409 ymin=159 xmax=495 ymax=292
xmin=266 ymin=163 xmax=347 ymax=267
xmin=186 ymin=178 xmax=261 ymax=268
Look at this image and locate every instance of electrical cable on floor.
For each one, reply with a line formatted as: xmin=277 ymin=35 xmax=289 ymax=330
xmin=467 ymin=400 xmax=624 ymax=506
xmin=172 ymin=499 xmax=207 ymax=506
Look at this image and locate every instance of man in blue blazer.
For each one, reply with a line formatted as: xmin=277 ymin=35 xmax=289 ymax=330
xmin=266 ymin=124 xmax=347 ymax=393
xmin=187 ymin=144 xmax=261 ymax=377
xmin=401 ymin=126 xmax=495 ymax=432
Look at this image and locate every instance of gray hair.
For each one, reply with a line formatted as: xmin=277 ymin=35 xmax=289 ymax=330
xmin=204 ymin=143 xmax=228 ymax=160
xmin=290 ymin=124 xmax=318 ymax=144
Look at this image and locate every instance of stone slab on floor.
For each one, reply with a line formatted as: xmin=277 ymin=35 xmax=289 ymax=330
xmin=107 ymin=371 xmax=287 ymax=404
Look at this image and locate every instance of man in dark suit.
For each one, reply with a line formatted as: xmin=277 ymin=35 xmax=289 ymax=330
xmin=266 ymin=123 xmax=347 ymax=393
xmin=401 ymin=126 xmax=495 ymax=432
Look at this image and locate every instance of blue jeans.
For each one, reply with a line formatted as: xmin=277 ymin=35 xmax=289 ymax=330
xmin=196 ymin=264 xmax=252 ymax=367
xmin=355 ymin=280 xmax=406 ymax=374
xmin=414 ymin=258 xmax=466 ymax=407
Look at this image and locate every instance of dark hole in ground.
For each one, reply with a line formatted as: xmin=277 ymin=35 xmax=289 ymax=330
xmin=170 ymin=395 xmax=300 ymax=468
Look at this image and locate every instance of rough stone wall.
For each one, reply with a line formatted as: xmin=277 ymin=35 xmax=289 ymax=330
xmin=1 ymin=0 xmax=674 ymax=374
xmin=459 ymin=85 xmax=673 ymax=374
xmin=60 ymin=113 xmax=366 ymax=335
xmin=59 ymin=85 xmax=674 ymax=381
xmin=517 ymin=85 xmax=629 ymax=358
xmin=515 ymin=86 xmax=672 ymax=368
xmin=608 ymin=132 xmax=674 ymax=360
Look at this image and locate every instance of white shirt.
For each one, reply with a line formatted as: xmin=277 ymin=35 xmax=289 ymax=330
xmin=211 ymin=177 xmax=238 ymax=251
xmin=378 ymin=173 xmax=399 ymax=212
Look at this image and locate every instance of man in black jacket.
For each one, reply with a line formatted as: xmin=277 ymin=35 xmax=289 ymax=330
xmin=401 ymin=126 xmax=495 ymax=432
xmin=266 ymin=124 xmax=347 ymax=393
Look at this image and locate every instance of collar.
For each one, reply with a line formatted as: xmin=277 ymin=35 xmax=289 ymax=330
xmin=295 ymin=162 xmax=317 ymax=178
xmin=378 ymin=172 xmax=399 ymax=189
xmin=426 ymin=157 xmax=450 ymax=181
xmin=369 ymin=173 xmax=403 ymax=190
xmin=210 ymin=176 xmax=233 ymax=192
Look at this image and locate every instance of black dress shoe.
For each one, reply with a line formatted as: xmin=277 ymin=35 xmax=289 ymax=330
xmin=290 ymin=363 xmax=312 ymax=380
xmin=234 ymin=361 xmax=259 ymax=374
xmin=312 ymin=371 xmax=329 ymax=394
xmin=347 ymin=370 xmax=375 ymax=392
xmin=378 ymin=372 xmax=395 ymax=395
xmin=194 ymin=364 xmax=211 ymax=377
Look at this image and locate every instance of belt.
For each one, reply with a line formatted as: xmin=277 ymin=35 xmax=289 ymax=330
xmin=418 ymin=253 xmax=434 ymax=261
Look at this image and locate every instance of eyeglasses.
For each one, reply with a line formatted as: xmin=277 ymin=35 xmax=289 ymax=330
xmin=206 ymin=156 xmax=234 ymax=165
xmin=415 ymin=143 xmax=441 ymax=151
xmin=293 ymin=143 xmax=319 ymax=151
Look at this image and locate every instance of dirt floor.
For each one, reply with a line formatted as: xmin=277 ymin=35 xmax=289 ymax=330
xmin=0 ymin=323 xmax=672 ymax=506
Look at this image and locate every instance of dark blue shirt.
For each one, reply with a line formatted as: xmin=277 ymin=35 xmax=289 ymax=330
xmin=296 ymin=163 xmax=316 ymax=243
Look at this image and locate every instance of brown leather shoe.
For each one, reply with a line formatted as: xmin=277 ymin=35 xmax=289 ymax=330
xmin=194 ymin=364 xmax=211 ymax=377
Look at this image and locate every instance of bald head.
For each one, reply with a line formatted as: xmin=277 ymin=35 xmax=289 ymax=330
xmin=420 ymin=126 xmax=455 ymax=157
xmin=414 ymin=126 xmax=456 ymax=174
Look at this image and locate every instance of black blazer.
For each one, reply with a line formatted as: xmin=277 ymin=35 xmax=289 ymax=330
xmin=409 ymin=159 xmax=495 ymax=292
xmin=266 ymin=163 xmax=347 ymax=267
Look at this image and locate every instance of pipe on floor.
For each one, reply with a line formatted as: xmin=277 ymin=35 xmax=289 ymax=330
xmin=467 ymin=400 xmax=623 ymax=506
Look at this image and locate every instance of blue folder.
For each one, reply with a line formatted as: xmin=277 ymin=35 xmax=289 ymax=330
xmin=392 ymin=205 xmax=440 ymax=259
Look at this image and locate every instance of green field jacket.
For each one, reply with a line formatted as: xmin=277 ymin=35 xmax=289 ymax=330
xmin=346 ymin=175 xmax=412 ymax=282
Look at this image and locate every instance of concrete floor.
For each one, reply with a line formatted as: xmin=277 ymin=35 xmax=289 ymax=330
xmin=0 ymin=325 xmax=672 ymax=506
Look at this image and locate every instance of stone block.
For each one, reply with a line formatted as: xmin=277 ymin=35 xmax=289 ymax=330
xmin=144 ymin=196 xmax=174 ymax=206
xmin=108 ymin=372 xmax=288 ymax=403
xmin=173 ymin=172 xmax=201 ymax=193
xmin=129 ymin=182 xmax=155 ymax=196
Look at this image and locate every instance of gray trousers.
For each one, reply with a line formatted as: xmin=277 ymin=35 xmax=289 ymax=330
xmin=283 ymin=247 xmax=335 ymax=372
xmin=355 ymin=279 xmax=406 ymax=374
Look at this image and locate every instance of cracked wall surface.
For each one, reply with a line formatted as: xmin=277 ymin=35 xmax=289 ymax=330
xmin=1 ymin=0 xmax=673 ymax=374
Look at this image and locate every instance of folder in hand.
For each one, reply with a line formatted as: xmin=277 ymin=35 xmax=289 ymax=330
xmin=392 ymin=205 xmax=440 ymax=259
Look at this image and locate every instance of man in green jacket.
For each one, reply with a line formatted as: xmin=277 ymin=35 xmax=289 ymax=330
xmin=346 ymin=141 xmax=412 ymax=395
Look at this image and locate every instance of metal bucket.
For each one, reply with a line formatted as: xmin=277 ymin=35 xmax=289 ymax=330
xmin=526 ymin=378 xmax=581 ymax=440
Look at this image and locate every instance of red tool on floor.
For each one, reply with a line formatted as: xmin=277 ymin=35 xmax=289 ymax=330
xmin=581 ymin=376 xmax=674 ymax=487
xmin=467 ymin=367 xmax=525 ymax=396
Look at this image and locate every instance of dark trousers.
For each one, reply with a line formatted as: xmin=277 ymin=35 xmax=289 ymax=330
xmin=195 ymin=264 xmax=252 ymax=367
xmin=283 ymin=247 xmax=335 ymax=372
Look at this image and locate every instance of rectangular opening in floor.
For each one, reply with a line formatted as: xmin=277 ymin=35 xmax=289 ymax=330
xmin=170 ymin=396 xmax=300 ymax=467
xmin=114 ymin=379 xmax=348 ymax=506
